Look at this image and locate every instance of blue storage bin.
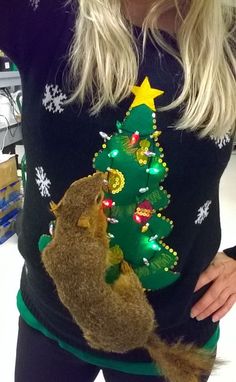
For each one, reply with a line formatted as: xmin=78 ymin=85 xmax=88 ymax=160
xmin=0 ymin=210 xmax=19 ymax=244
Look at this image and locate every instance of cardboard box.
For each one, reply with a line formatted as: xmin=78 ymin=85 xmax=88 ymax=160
xmin=0 ymin=155 xmax=18 ymax=189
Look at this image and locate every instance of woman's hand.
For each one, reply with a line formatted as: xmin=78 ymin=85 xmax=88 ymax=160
xmin=191 ymin=252 xmax=236 ymax=322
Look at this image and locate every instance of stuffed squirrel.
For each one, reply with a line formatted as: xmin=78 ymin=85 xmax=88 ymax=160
xmin=41 ymin=172 xmax=217 ymax=382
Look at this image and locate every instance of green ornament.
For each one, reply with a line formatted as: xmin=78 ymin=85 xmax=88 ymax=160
xmin=38 ymin=234 xmax=52 ymax=253
xmin=108 ymin=149 xmax=119 ymax=158
xmin=116 ymin=120 xmax=123 ymax=133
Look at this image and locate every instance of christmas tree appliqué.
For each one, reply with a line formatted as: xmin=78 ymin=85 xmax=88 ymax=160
xmin=94 ymin=76 xmax=180 ymax=291
xmin=195 ymin=200 xmax=212 ymax=225
xmin=42 ymin=84 xmax=67 ymax=114
xmin=35 ymin=166 xmax=51 ymax=197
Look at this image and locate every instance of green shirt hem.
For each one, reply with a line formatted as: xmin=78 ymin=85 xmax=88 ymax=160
xmin=17 ymin=290 xmax=220 ymax=376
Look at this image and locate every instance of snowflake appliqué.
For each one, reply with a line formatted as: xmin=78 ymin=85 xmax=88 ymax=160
xmin=35 ymin=167 xmax=51 ymax=197
xmin=42 ymin=84 xmax=67 ymax=114
xmin=195 ymin=200 xmax=212 ymax=225
xmin=210 ymin=133 xmax=231 ymax=149
xmin=29 ymin=0 xmax=40 ymax=11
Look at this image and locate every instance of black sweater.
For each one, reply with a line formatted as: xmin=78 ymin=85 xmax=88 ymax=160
xmin=1 ymin=0 xmax=235 ymax=370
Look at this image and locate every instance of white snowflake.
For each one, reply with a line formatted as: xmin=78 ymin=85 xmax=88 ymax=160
xmin=29 ymin=0 xmax=40 ymax=11
xmin=35 ymin=167 xmax=51 ymax=197
xmin=42 ymin=84 xmax=67 ymax=114
xmin=210 ymin=133 xmax=230 ymax=149
xmin=195 ymin=200 xmax=212 ymax=225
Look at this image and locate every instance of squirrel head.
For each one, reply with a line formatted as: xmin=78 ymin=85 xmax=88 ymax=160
xmin=50 ymin=172 xmax=108 ymax=238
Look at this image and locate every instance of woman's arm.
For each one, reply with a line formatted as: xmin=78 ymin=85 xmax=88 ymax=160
xmin=191 ymin=252 xmax=236 ymax=322
xmin=223 ymin=246 xmax=236 ymax=260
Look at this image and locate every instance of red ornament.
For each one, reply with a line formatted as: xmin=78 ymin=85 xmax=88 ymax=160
xmin=130 ymin=131 xmax=140 ymax=145
xmin=133 ymin=214 xmax=142 ymax=224
xmin=102 ymin=199 xmax=114 ymax=208
xmin=133 ymin=200 xmax=155 ymax=225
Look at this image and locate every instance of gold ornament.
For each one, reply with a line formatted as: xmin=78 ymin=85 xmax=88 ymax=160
xmin=136 ymin=139 xmax=151 ymax=166
xmin=151 ymin=131 xmax=162 ymax=141
xmin=141 ymin=223 xmax=149 ymax=233
xmin=120 ymin=136 xmax=137 ymax=155
xmin=136 ymin=207 xmax=155 ymax=218
xmin=108 ymin=168 xmax=125 ymax=194
xmin=108 ymin=245 xmax=124 ymax=265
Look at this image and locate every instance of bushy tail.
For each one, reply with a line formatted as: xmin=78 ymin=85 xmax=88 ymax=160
xmin=145 ymin=333 xmax=220 ymax=382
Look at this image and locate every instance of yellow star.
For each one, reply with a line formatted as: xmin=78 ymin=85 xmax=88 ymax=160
xmin=130 ymin=77 xmax=164 ymax=111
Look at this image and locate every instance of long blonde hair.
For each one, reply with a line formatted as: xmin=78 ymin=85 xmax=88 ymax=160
xmin=65 ymin=0 xmax=236 ymax=138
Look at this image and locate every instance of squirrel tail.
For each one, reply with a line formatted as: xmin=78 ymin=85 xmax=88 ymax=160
xmin=145 ymin=333 xmax=219 ymax=382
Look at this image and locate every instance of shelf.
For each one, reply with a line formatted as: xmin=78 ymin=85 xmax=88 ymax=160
xmin=0 ymin=72 xmax=21 ymax=88
xmin=0 ymin=116 xmax=21 ymax=130
xmin=0 ymin=123 xmax=22 ymax=147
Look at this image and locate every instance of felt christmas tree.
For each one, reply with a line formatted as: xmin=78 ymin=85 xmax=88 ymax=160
xmin=94 ymin=77 xmax=180 ymax=290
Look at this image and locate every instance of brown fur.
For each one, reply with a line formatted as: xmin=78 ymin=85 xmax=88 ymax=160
xmin=41 ymin=172 xmax=218 ymax=382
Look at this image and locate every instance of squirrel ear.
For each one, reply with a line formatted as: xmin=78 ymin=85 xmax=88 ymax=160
xmin=78 ymin=212 xmax=91 ymax=229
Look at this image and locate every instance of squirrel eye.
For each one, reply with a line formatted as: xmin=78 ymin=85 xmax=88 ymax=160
xmin=95 ymin=192 xmax=103 ymax=204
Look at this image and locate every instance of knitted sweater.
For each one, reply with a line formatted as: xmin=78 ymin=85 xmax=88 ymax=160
xmin=1 ymin=0 xmax=235 ymax=374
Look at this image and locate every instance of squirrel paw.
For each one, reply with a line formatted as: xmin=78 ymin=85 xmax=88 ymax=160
xmin=121 ymin=261 xmax=133 ymax=274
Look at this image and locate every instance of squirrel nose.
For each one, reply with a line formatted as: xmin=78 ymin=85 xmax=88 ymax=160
xmin=93 ymin=171 xmax=108 ymax=190
xmin=102 ymin=176 xmax=109 ymax=192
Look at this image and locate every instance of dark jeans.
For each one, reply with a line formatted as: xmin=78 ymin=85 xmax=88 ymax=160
xmin=15 ymin=317 xmax=211 ymax=382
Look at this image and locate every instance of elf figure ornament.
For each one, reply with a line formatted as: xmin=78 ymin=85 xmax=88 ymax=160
xmin=94 ymin=77 xmax=180 ymax=289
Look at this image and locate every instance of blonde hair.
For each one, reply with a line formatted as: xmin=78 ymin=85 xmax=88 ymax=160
xmin=65 ymin=0 xmax=236 ymax=138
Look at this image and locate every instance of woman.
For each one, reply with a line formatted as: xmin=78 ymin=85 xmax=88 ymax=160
xmin=0 ymin=0 xmax=236 ymax=381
